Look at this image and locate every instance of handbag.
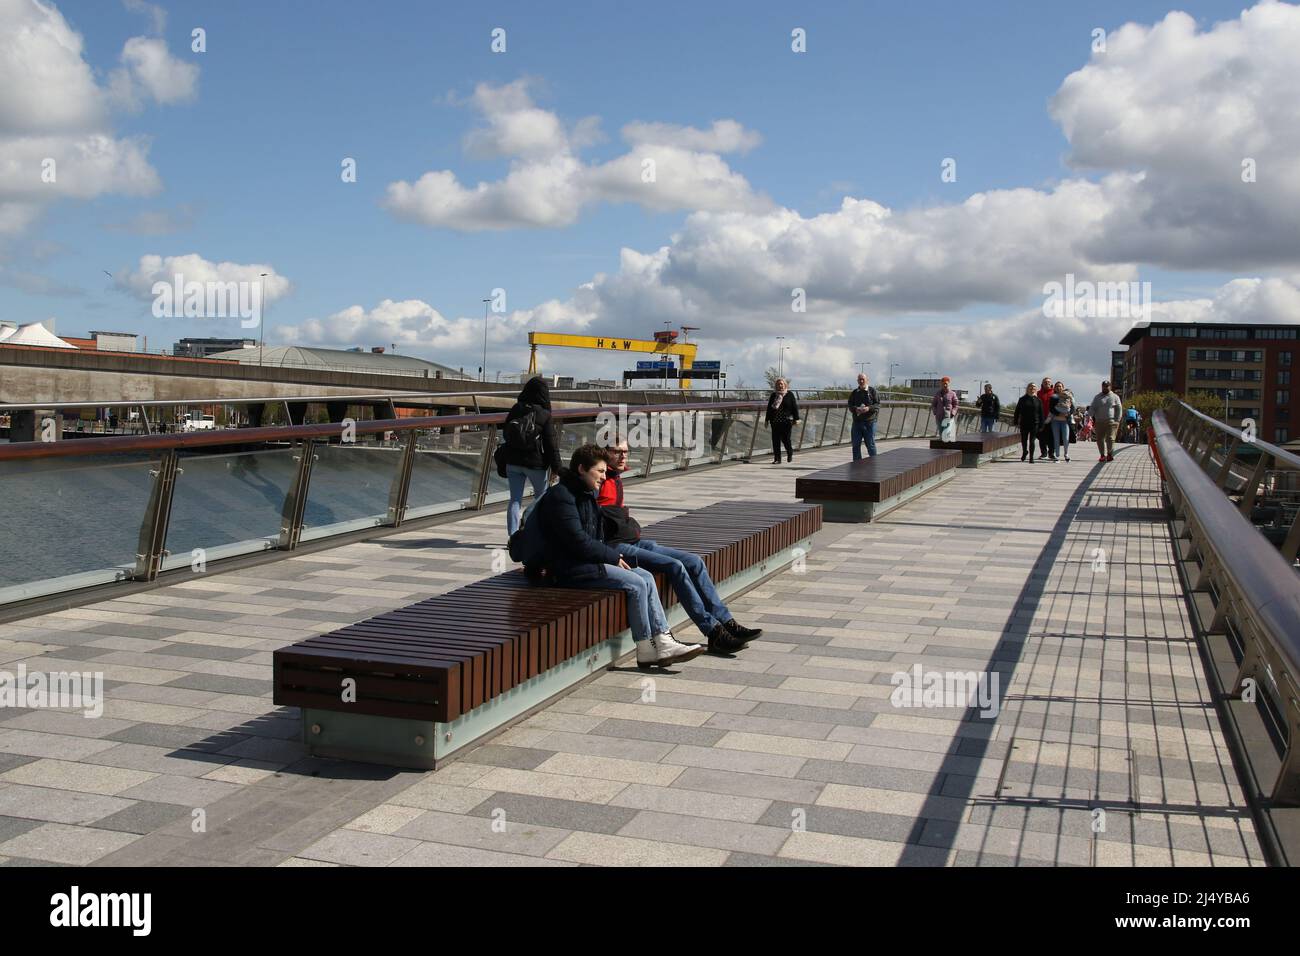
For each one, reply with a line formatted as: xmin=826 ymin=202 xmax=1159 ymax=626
xmin=600 ymin=505 xmax=642 ymax=545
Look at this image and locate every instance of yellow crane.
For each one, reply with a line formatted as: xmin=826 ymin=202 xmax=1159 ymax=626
xmin=526 ymin=331 xmax=698 ymax=389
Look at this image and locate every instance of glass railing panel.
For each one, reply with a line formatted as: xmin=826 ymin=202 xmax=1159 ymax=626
xmin=300 ymin=437 xmax=405 ymax=541
xmin=0 ymin=452 xmax=157 ymax=602
xmin=648 ymin=410 xmax=688 ymax=473
xmin=693 ymin=410 xmax=725 ymax=464
xmin=407 ymin=427 xmax=484 ymax=518
xmin=723 ymin=413 xmax=756 ymax=461
xmin=161 ymin=445 xmax=296 ymax=569
xmin=822 ymin=407 xmax=848 ymax=446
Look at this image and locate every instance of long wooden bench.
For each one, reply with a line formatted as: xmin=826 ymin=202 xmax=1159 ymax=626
xmin=929 ymin=431 xmax=1021 ymax=468
xmin=794 ymin=447 xmax=961 ymax=522
xmin=273 ymin=500 xmax=821 ymax=768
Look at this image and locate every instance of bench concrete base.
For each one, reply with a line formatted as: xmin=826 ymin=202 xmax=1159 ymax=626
xmin=299 ymin=534 xmax=816 ymax=769
xmin=959 ymin=445 xmax=1020 ymax=468
xmin=806 ymin=469 xmax=957 ymax=523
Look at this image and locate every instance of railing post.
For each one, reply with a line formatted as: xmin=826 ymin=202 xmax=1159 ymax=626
xmin=385 ymin=430 xmax=418 ymax=526
xmin=1238 ymin=451 xmax=1273 ymax=516
xmin=1214 ymin=436 xmax=1241 ymax=490
xmin=278 ymin=439 xmax=318 ymax=550
xmin=471 ymin=427 xmax=497 ymax=509
xmin=838 ymin=405 xmax=850 ymax=444
xmin=746 ymin=410 xmax=761 ymax=461
xmin=133 ymin=449 xmax=180 ymax=581
xmin=1281 ymin=507 xmax=1300 ymax=564
xmin=715 ymin=411 xmax=735 ymax=461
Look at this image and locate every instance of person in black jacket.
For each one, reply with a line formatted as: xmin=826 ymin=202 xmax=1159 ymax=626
xmin=765 ymin=378 xmax=801 ymax=464
xmin=847 ymin=372 xmax=880 ymax=460
xmin=1013 ymin=382 xmax=1043 ymax=462
xmin=976 ymin=384 xmax=1001 ymax=433
xmin=536 ymin=445 xmax=705 ymax=669
xmin=502 ymin=376 xmax=563 ymax=536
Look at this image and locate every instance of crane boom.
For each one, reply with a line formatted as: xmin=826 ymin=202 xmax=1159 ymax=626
xmin=526 ymin=332 xmax=698 ymax=388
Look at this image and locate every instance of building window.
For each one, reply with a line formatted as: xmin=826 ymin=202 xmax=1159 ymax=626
xmin=1277 ymin=390 xmax=1291 ymax=405
xmin=1151 ymin=327 xmax=1170 ymax=337
xmin=1156 ymin=367 xmax=1174 ymax=386
xmin=1156 ymin=348 xmax=1174 ymax=365
xmin=1276 ymin=428 xmax=1290 ymax=443
xmin=1280 ymin=371 xmax=1292 ymax=386
xmin=1282 ymin=352 xmax=1293 ymax=367
xmin=1278 ymin=407 xmax=1290 ymax=422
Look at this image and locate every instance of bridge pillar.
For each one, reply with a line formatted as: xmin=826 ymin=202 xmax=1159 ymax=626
xmin=248 ymin=403 xmax=267 ymax=428
xmin=10 ymin=409 xmax=62 ymax=442
xmin=287 ymin=403 xmax=307 ymax=426
xmin=325 ymin=401 xmax=349 ymax=423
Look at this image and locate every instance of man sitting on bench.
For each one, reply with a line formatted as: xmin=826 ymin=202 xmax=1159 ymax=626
xmin=599 ymin=440 xmax=762 ymax=655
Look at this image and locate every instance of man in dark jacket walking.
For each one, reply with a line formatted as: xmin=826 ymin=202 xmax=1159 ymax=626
xmin=1014 ymin=381 xmax=1043 ymax=462
xmin=976 ymin=384 xmax=1001 ymax=433
xmin=847 ymin=372 xmax=880 ymax=460
xmin=501 ymin=376 xmax=563 ymax=536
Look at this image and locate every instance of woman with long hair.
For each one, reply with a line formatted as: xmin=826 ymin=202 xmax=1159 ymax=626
xmin=765 ymin=378 xmax=800 ymax=464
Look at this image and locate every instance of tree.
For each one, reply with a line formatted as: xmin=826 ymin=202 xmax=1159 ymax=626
xmin=1126 ymin=389 xmax=1225 ymax=423
xmin=763 ymin=366 xmax=782 ymax=389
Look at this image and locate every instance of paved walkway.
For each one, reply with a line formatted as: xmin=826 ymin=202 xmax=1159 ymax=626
xmin=0 ymin=439 xmax=1262 ymax=866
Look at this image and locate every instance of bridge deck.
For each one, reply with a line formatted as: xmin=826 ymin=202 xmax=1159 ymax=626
xmin=0 ymin=441 xmax=1262 ymax=866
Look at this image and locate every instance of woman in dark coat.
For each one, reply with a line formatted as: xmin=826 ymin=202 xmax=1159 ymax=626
xmin=1013 ymin=381 xmax=1043 ymax=462
xmin=764 ymin=378 xmax=801 ymax=464
xmin=502 ymin=376 xmax=563 ymax=535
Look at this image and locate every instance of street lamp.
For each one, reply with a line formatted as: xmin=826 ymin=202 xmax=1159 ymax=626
xmin=258 ymin=273 xmax=269 ymax=366
xmin=888 ymin=363 xmax=900 ymax=388
xmin=776 ymin=336 xmax=786 ymax=379
xmin=481 ymin=298 xmax=492 ymax=383
xmin=855 ymin=361 xmax=871 ymax=377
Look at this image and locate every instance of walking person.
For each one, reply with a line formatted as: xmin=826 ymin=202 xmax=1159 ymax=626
xmin=534 ymin=445 xmax=704 ymax=669
xmin=765 ymin=378 xmax=800 ymax=464
xmin=976 ymin=384 xmax=1000 ymax=433
xmin=498 ymin=376 xmax=563 ymax=536
xmin=848 ymin=372 xmax=880 ymax=460
xmin=1036 ymin=376 xmax=1054 ymax=459
xmin=600 ymin=441 xmax=761 ymax=655
xmin=1089 ymin=380 xmax=1123 ymax=462
xmin=1013 ymin=382 xmax=1042 ymax=462
xmin=931 ymin=377 xmax=959 ymax=439
xmin=1048 ymin=381 xmax=1074 ymax=462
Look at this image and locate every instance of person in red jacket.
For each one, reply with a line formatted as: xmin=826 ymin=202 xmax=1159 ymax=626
xmin=1035 ymin=376 xmax=1054 ymax=459
xmin=597 ymin=441 xmax=761 ymax=655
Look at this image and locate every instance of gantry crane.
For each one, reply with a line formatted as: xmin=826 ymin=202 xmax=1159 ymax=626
xmin=526 ymin=330 xmax=699 ymax=389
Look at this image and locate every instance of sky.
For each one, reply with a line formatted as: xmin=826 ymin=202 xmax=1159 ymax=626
xmin=2 ymin=0 xmax=1299 ymax=397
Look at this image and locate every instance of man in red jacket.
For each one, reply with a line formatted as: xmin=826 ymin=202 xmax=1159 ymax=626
xmin=598 ymin=441 xmax=762 ymax=655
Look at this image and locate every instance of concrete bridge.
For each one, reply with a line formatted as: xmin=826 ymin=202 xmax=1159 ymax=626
xmin=0 ymin=439 xmax=1264 ymax=867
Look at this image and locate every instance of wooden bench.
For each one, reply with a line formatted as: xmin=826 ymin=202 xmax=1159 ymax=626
xmin=273 ymin=500 xmax=821 ymax=768
xmin=928 ymin=431 xmax=1021 ymax=468
xmin=794 ymin=447 xmax=961 ymax=522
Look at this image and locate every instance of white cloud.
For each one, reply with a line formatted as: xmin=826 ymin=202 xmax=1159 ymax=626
xmin=118 ymin=253 xmax=292 ymax=303
xmin=383 ymin=79 xmax=769 ymax=230
xmin=0 ymin=0 xmax=198 ymax=233
xmin=109 ymin=36 xmax=199 ymax=110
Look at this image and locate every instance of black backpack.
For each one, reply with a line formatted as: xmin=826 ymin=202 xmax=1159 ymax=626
xmin=504 ymin=406 xmax=544 ymax=454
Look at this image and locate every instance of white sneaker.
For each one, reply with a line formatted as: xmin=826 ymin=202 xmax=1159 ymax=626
xmin=636 ymin=633 xmax=705 ymax=669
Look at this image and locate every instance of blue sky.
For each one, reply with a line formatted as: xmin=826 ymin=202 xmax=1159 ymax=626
xmin=2 ymin=0 xmax=1297 ymax=392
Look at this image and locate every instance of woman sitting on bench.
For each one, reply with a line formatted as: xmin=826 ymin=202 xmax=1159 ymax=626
xmin=534 ymin=444 xmax=705 ymax=670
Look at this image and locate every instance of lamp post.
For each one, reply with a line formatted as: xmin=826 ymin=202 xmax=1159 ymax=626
xmin=258 ymin=273 xmax=269 ymax=366
xmin=481 ymin=298 xmax=492 ymax=383
xmin=776 ymin=336 xmax=786 ymax=380
xmin=888 ymin=362 xmax=900 ymax=388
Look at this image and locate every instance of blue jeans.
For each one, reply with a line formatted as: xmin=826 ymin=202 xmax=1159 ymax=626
xmin=506 ymin=465 xmax=547 ymax=536
xmin=617 ymin=539 xmax=730 ymax=635
xmin=579 ymin=564 xmax=669 ymax=641
xmin=1050 ymin=420 xmax=1070 ymax=457
xmin=980 ymin=416 xmax=996 ymax=432
xmin=851 ymin=417 xmax=877 ymax=460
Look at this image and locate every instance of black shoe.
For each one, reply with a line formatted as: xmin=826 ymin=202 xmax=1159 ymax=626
xmin=723 ymin=619 xmax=762 ymax=641
xmin=1021 ymin=454 xmax=1027 ymax=461
xmin=786 ymin=454 xmax=793 ymax=463
xmin=707 ymin=624 xmax=747 ymax=654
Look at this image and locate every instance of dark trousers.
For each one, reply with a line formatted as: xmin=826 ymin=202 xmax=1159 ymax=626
xmin=1019 ymin=427 xmax=1036 ymax=460
xmin=771 ymin=422 xmax=794 ymax=461
xmin=1037 ymin=425 xmax=1051 ymax=458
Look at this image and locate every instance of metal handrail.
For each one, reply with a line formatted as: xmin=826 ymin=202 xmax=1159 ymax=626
xmin=1153 ymin=403 xmax=1300 ymax=812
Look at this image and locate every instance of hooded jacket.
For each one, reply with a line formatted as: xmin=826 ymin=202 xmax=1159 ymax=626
xmin=501 ymin=376 xmax=562 ymax=472
xmin=535 ymin=471 xmax=622 ymax=581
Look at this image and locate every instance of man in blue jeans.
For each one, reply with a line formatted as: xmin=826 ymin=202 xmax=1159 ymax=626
xmin=976 ymin=383 xmax=1000 ymax=433
xmin=599 ymin=442 xmax=763 ymax=655
xmin=847 ymin=372 xmax=879 ymax=460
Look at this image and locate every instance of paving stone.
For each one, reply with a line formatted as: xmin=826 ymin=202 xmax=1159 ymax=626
xmin=166 ymin=674 xmax=272 ymax=696
xmin=91 ymin=800 xmax=195 ymax=834
xmin=0 ymin=822 xmax=140 ymax=865
xmin=466 ymin=792 xmax=639 ymax=835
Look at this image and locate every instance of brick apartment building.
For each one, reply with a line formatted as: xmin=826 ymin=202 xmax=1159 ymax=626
xmin=1119 ymin=322 xmax=1298 ymax=445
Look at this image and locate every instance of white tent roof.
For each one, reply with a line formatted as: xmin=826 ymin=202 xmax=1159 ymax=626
xmin=2 ymin=322 xmax=75 ymax=349
xmin=0 ymin=325 xmax=14 ymax=342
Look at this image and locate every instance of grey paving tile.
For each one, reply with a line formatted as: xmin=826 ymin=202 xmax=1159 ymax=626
xmin=465 ymin=792 xmax=639 ymax=835
xmin=166 ymin=674 xmax=272 ymax=696
xmin=91 ymin=800 xmax=195 ymax=834
xmin=723 ymin=851 xmax=833 ymax=867
xmin=106 ymin=722 xmax=250 ymax=753
xmin=460 ymin=745 xmax=555 ymax=771
xmin=146 ymin=643 xmax=258 ymax=661
xmin=587 ymin=718 xmax=727 ymax=748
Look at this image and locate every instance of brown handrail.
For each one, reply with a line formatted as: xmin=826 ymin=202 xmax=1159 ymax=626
xmin=0 ymin=399 xmax=892 ymax=461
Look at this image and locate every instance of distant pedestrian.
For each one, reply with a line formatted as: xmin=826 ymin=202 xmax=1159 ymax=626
xmin=848 ymin=372 xmax=880 ymax=460
xmin=931 ymin=377 xmax=959 ymax=440
xmin=1049 ymin=381 xmax=1074 ymax=462
xmin=976 ymin=384 xmax=1000 ymax=433
xmin=1013 ymin=382 xmax=1043 ymax=462
xmin=499 ymin=376 xmax=563 ymax=536
xmin=765 ymin=378 xmax=800 ymax=464
xmin=1036 ymin=376 xmax=1054 ymax=459
xmin=1089 ymin=380 xmax=1122 ymax=462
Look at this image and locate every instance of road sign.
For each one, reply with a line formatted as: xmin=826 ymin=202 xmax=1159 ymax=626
xmin=693 ymin=360 xmax=721 ymax=370
xmin=635 ymin=360 xmax=675 ymax=370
